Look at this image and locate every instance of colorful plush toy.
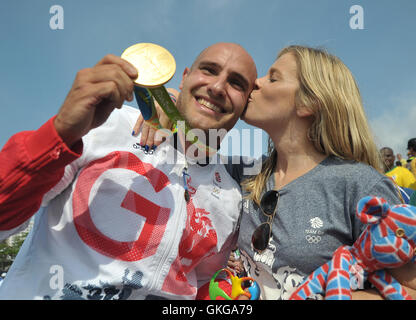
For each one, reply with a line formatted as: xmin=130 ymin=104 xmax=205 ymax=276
xmin=290 ymin=196 xmax=416 ymax=300
xmin=208 ymin=268 xmax=260 ymax=300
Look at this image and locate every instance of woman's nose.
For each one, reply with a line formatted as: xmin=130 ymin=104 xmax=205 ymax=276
xmin=253 ymin=77 xmax=262 ymax=90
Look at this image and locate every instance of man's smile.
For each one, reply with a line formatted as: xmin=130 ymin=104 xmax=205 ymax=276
xmin=196 ymin=97 xmax=225 ymax=114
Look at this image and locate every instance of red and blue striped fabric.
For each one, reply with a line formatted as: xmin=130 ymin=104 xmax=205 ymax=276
xmin=290 ymin=196 xmax=416 ymax=300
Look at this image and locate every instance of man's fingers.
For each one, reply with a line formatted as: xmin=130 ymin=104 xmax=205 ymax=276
xmin=54 ymin=80 xmax=122 ymax=146
xmin=96 ymin=54 xmax=138 ymax=80
xmin=80 ymin=64 xmax=134 ymax=102
xmin=54 ymin=54 xmax=138 ymax=147
xmin=87 ymin=80 xmax=124 ymax=113
xmin=95 ymin=80 xmax=121 ymax=101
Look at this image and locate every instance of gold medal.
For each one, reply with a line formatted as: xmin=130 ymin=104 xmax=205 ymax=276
xmin=122 ymin=43 xmax=217 ymax=155
xmin=121 ymin=43 xmax=176 ymax=88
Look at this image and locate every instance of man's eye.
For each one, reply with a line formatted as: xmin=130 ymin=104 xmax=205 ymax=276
xmin=201 ymin=67 xmax=216 ymax=75
xmin=230 ymin=80 xmax=244 ymax=91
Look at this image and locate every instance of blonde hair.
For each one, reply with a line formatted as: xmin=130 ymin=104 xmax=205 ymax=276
xmin=243 ymin=45 xmax=383 ymax=205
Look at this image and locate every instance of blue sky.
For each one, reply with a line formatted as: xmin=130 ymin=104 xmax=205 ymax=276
xmin=0 ymin=0 xmax=415 ymax=158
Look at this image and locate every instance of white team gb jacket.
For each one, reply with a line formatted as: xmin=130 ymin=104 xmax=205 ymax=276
xmin=0 ymin=106 xmax=242 ymax=300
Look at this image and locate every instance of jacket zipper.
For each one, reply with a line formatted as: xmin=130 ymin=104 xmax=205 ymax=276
xmin=148 ymin=163 xmax=189 ymax=294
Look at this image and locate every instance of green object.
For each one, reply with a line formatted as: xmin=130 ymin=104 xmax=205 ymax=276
xmin=149 ymin=86 xmax=216 ymax=153
xmin=150 ymin=86 xmax=184 ymax=123
xmin=209 ymin=269 xmax=232 ymax=300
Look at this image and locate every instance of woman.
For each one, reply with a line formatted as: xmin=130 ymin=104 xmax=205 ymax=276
xmin=227 ymin=45 xmax=405 ymax=299
xmin=134 ymin=45 xmax=411 ymax=299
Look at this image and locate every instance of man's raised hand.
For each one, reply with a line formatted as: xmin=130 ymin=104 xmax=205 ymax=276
xmin=54 ymin=54 xmax=138 ymax=147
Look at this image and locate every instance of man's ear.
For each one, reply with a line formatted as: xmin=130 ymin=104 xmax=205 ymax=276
xmin=179 ymin=67 xmax=190 ymax=90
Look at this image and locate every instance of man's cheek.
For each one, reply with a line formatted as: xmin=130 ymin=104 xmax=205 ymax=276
xmin=235 ymin=99 xmax=247 ymax=116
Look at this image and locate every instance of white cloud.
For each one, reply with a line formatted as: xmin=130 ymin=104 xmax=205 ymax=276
xmin=370 ymin=94 xmax=416 ymax=158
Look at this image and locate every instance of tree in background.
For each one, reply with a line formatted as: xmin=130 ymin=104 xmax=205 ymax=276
xmin=0 ymin=229 xmax=29 ymax=273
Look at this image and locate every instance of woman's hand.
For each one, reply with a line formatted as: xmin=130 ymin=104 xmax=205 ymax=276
xmin=388 ymin=263 xmax=416 ymax=298
xmin=350 ymin=263 xmax=416 ymax=300
xmin=227 ymin=252 xmax=244 ymax=275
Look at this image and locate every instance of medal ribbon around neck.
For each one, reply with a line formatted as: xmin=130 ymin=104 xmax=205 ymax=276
xmin=121 ymin=43 xmax=216 ymax=154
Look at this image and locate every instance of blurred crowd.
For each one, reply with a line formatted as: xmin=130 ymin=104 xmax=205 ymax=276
xmin=379 ymin=138 xmax=416 ymax=205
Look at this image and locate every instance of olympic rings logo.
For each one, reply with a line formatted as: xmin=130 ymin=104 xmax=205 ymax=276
xmin=305 ymin=235 xmax=321 ymax=244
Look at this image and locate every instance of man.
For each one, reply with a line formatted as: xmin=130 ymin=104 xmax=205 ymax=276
xmin=407 ymin=138 xmax=416 ymax=178
xmin=0 ymin=43 xmax=257 ymax=299
xmin=380 ymin=147 xmax=416 ymax=190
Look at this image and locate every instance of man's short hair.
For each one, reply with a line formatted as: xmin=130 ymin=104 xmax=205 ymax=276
xmin=408 ymin=138 xmax=416 ymax=151
xmin=380 ymin=147 xmax=393 ymax=153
